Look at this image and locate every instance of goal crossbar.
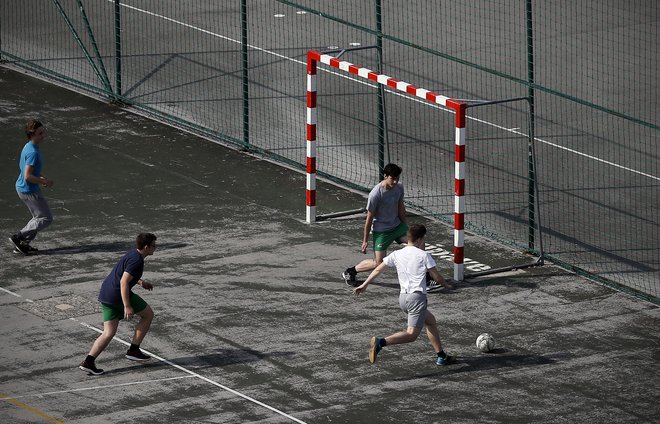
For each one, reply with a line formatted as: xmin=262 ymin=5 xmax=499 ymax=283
xmin=306 ymin=49 xmax=467 ymax=281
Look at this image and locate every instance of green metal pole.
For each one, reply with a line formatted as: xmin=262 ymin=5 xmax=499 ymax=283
xmin=115 ymin=0 xmax=122 ymax=97
xmin=52 ymin=0 xmax=110 ymax=92
xmin=526 ymin=0 xmax=536 ymax=250
xmin=241 ymin=0 xmax=249 ymax=147
xmin=375 ymin=0 xmax=385 ymax=179
xmin=76 ymin=0 xmax=112 ymax=93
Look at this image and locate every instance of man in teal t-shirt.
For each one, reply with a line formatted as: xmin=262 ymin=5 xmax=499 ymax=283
xmin=9 ymin=119 xmax=54 ymax=255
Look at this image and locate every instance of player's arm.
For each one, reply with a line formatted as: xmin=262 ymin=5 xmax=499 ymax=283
xmin=24 ymin=164 xmax=53 ymax=187
xmin=121 ymin=272 xmax=135 ymax=319
xmin=138 ymin=279 xmax=153 ymax=291
xmin=361 ymin=211 xmax=375 ymax=253
xmin=428 ymin=267 xmax=452 ymax=289
xmin=353 ymin=261 xmax=388 ymax=295
xmin=398 ymin=199 xmax=406 ymax=224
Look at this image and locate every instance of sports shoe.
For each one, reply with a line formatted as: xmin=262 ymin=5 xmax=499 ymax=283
xmin=435 ymin=354 xmax=456 ymax=366
xmin=9 ymin=235 xmax=28 ymax=255
xmin=126 ymin=349 xmax=151 ymax=362
xmin=79 ymin=360 xmax=104 ymax=375
xmin=369 ymin=336 xmax=384 ymax=364
xmin=342 ymin=270 xmax=357 ymax=287
xmin=427 ymin=279 xmax=441 ymax=292
xmin=23 ymin=243 xmax=38 ymax=253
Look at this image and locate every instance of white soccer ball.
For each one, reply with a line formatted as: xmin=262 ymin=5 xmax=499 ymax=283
xmin=476 ymin=333 xmax=496 ymax=352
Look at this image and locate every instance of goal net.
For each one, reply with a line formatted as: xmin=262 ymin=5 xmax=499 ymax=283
xmin=305 ymin=49 xmax=543 ymax=281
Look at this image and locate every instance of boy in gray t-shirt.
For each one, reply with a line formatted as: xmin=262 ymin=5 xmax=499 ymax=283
xmin=342 ymin=163 xmax=408 ymax=286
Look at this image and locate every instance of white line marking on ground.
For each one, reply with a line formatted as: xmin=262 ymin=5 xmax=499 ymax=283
xmin=111 ymin=1 xmax=658 ymax=183
xmin=9 ymin=376 xmax=195 ymax=399
xmin=467 ymin=117 xmax=660 ymax=182
xmin=425 ymin=243 xmax=492 ymax=272
xmin=0 ymin=287 xmax=22 ymax=298
xmin=70 ymin=318 xmax=308 ymax=424
xmin=88 ymin=141 xmax=209 ymax=188
xmin=0 ymin=287 xmax=33 ymax=302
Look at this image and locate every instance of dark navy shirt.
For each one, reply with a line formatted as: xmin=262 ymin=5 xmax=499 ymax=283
xmin=98 ymin=249 xmax=144 ymax=305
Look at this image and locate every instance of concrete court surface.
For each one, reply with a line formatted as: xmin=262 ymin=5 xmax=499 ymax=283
xmin=0 ymin=68 xmax=659 ymax=423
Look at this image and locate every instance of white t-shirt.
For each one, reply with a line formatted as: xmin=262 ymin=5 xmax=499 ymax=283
xmin=382 ymin=245 xmax=437 ymax=294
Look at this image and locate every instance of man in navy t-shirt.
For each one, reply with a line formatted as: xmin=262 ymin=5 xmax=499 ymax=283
xmin=79 ymin=233 xmax=157 ymax=375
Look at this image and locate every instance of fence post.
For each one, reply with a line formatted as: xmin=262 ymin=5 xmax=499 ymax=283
xmin=526 ymin=0 xmax=536 ymax=250
xmin=375 ymin=0 xmax=386 ymax=179
xmin=114 ymin=0 xmax=122 ymax=97
xmin=241 ymin=0 xmax=250 ymax=147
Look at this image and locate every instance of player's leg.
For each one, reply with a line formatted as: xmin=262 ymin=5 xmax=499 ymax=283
xmin=387 ymin=292 xmax=425 ymax=345
xmin=17 ymin=191 xmax=53 ymax=243
xmin=10 ymin=191 xmax=52 ymax=254
xmin=126 ymin=293 xmax=153 ymax=361
xmin=343 ymin=240 xmax=386 ymax=286
xmin=368 ymin=293 xmax=425 ymax=363
xmin=80 ymin=315 xmax=119 ymax=375
xmin=385 ymin=326 xmax=422 ymax=345
xmin=355 ymin=249 xmax=386 ymax=273
xmin=424 ymin=311 xmax=443 ymax=352
xmin=132 ymin=305 xmax=153 ymax=345
xmin=88 ymin=318 xmax=120 ymax=357
xmin=425 ymin=311 xmax=455 ymax=366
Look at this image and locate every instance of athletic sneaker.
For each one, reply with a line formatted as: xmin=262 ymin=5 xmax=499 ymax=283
xmin=9 ymin=235 xmax=28 ymax=255
xmin=435 ymin=354 xmax=456 ymax=366
xmin=79 ymin=360 xmax=105 ymax=375
xmin=427 ymin=279 xmax=441 ymax=292
xmin=369 ymin=336 xmax=384 ymax=364
xmin=23 ymin=244 xmax=38 ymax=253
xmin=126 ymin=349 xmax=151 ymax=361
xmin=342 ymin=270 xmax=357 ymax=287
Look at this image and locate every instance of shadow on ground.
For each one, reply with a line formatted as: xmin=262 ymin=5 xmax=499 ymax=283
xmin=38 ymin=242 xmax=189 ymax=255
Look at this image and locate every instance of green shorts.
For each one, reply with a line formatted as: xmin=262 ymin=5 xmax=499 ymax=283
xmin=373 ymin=222 xmax=408 ymax=252
xmin=101 ymin=292 xmax=148 ymax=321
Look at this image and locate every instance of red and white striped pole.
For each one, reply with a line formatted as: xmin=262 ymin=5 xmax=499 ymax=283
xmin=448 ymin=100 xmax=467 ymax=281
xmin=306 ymin=51 xmax=318 ymax=223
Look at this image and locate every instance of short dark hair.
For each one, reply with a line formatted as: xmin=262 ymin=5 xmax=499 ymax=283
xmin=383 ymin=163 xmax=402 ymax=178
xmin=407 ymin=224 xmax=427 ymax=242
xmin=136 ymin=233 xmax=157 ymax=249
xmin=25 ymin=119 xmax=43 ymax=139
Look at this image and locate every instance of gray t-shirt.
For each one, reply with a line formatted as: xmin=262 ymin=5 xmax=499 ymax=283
xmin=366 ymin=182 xmax=404 ymax=232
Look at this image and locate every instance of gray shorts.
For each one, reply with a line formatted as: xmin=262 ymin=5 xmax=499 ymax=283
xmin=398 ymin=292 xmax=428 ymax=329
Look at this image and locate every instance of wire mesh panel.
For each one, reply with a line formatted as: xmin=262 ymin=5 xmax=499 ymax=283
xmin=535 ymin=90 xmax=660 ymax=295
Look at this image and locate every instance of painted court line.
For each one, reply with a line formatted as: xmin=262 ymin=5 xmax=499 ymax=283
xmin=0 ymin=392 xmax=64 ymax=424
xmin=89 ymin=141 xmax=210 ymax=188
xmin=0 ymin=286 xmax=34 ymax=302
xmin=9 ymin=375 xmax=195 ymax=400
xmin=71 ymin=318 xmax=308 ymax=424
xmin=112 ymin=1 xmax=658 ymax=183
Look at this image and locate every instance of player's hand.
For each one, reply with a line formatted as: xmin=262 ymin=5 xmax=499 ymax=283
xmin=360 ymin=241 xmax=368 ymax=254
xmin=352 ymin=284 xmax=368 ymax=296
xmin=42 ymin=178 xmax=54 ymax=188
xmin=141 ymin=281 xmax=153 ymax=291
xmin=124 ymin=305 xmax=134 ymax=320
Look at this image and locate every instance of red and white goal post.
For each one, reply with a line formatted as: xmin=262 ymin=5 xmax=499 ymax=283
xmin=305 ymin=49 xmax=468 ymax=281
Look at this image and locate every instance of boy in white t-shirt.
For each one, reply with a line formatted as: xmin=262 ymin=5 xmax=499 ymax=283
xmin=352 ymin=224 xmax=455 ymax=366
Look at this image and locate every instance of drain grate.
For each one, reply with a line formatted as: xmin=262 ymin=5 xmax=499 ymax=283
xmin=17 ymin=294 xmax=101 ymax=322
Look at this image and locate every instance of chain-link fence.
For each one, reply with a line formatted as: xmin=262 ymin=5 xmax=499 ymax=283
xmin=1 ymin=0 xmax=657 ymax=302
